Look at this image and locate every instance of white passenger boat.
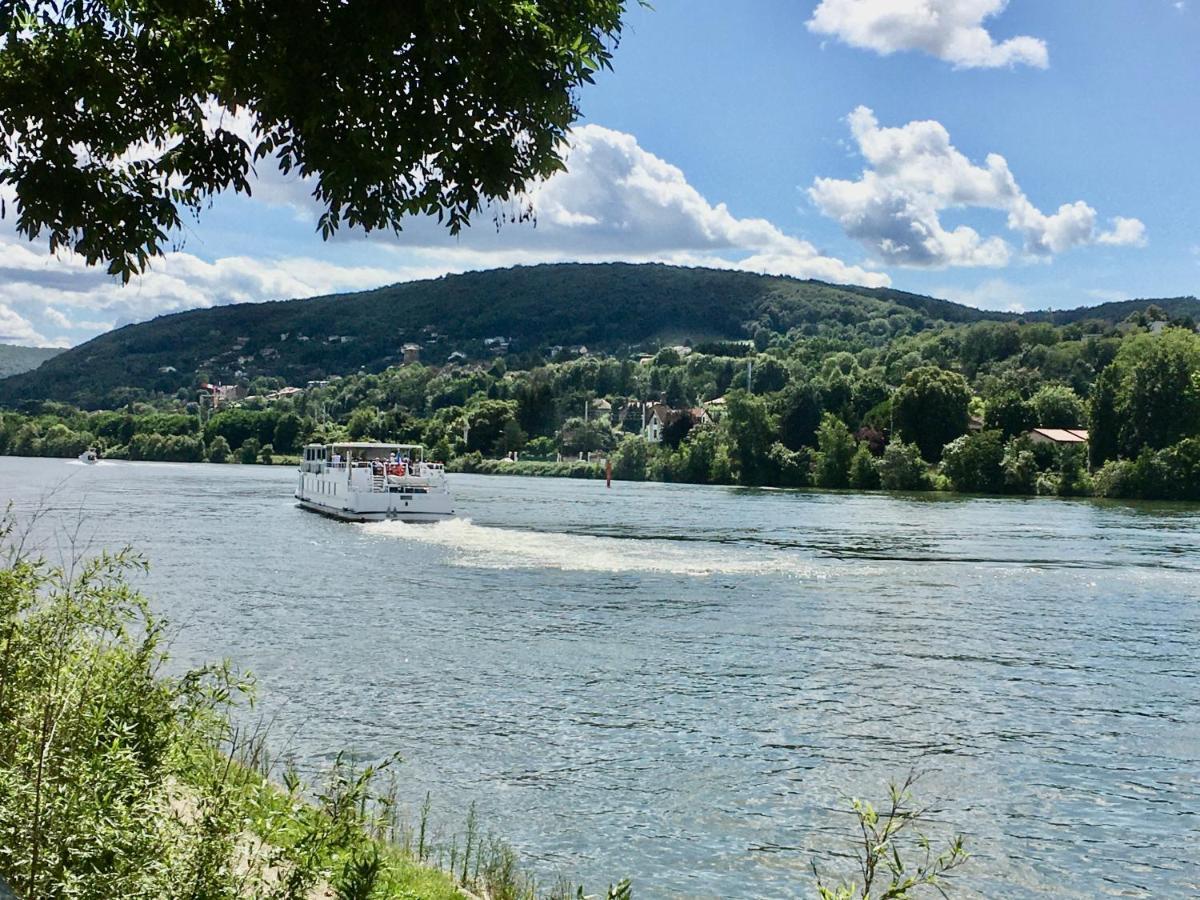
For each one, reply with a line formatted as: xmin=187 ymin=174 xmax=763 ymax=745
xmin=295 ymin=442 xmax=454 ymax=522
xmin=78 ymin=448 xmax=98 ymax=464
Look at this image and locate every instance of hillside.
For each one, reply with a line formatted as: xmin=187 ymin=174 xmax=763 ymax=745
xmin=0 ymin=344 xmax=62 ymax=379
xmin=1026 ymin=295 xmax=1200 ymax=325
xmin=0 ymin=263 xmax=1008 ymax=407
xmin=0 ymin=262 xmax=1193 ymax=409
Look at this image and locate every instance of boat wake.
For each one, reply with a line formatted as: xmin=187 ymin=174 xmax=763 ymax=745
xmin=362 ymin=518 xmax=826 ymax=579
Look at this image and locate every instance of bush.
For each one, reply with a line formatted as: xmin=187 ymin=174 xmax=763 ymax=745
xmin=876 ymin=440 xmax=929 ymax=491
xmin=259 ymin=442 xmax=274 ymax=465
xmin=1029 ymin=384 xmax=1086 ymax=428
xmin=848 ymin=443 xmax=880 ymax=490
xmin=519 ymin=435 xmax=556 ymax=460
xmin=610 ymin=434 xmax=649 ymax=481
xmin=812 ymin=413 xmax=855 ymax=489
xmin=768 ymin=442 xmax=811 ymax=488
xmin=940 ymin=430 xmax=1005 ymax=494
xmin=206 ymin=434 xmax=231 ymax=463
xmin=1094 ymin=438 xmax=1200 ymax=500
xmin=1001 ymin=437 xmax=1039 ymax=495
xmin=239 ymin=437 xmax=261 ymax=465
xmin=1092 ymin=459 xmax=1135 ymax=497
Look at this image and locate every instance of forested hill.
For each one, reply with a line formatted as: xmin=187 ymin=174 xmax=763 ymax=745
xmin=0 ymin=263 xmax=998 ymax=406
xmin=0 ymin=343 xmax=62 ymax=378
xmin=0 ymin=262 xmax=1193 ymax=408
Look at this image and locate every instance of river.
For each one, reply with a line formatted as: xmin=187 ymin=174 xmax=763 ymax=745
xmin=2 ymin=456 xmax=1198 ymax=898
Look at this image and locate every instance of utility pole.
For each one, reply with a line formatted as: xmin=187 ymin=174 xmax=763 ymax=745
xmin=747 ymin=359 xmax=753 ymax=394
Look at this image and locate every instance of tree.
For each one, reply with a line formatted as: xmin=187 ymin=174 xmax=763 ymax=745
xmin=812 ymin=413 xmax=855 ymax=489
xmin=1088 ymin=365 xmax=1122 ymax=468
xmin=273 ymin=412 xmax=304 ymax=454
xmin=1089 ymin=329 xmax=1200 ymax=464
xmin=940 ymin=430 xmax=1005 ymax=494
xmin=876 ymin=440 xmax=929 ymax=491
xmin=465 ymin=400 xmax=520 ymax=456
xmin=984 ymin=391 xmax=1036 ymax=439
xmin=206 ymin=435 xmax=231 ymax=464
xmin=557 ymin=416 xmax=613 ymax=456
xmin=239 ymin=437 xmax=261 ymax=465
xmin=775 ymin=383 xmax=823 ymax=451
xmin=1001 ymin=437 xmax=1038 ymax=495
xmin=1120 ymin=330 xmax=1200 ymax=454
xmin=848 ymin=442 xmax=881 ymax=490
xmin=610 ymin=434 xmax=650 ymax=481
xmin=892 ymin=366 xmax=971 ymax=462
xmin=660 ymin=412 xmax=694 ymax=449
xmin=346 ymin=406 xmax=383 ymax=441
xmin=1029 ymin=384 xmax=1085 ymax=428
xmin=722 ymin=390 xmax=774 ymax=485
xmin=0 ymin=1 xmax=631 ymax=279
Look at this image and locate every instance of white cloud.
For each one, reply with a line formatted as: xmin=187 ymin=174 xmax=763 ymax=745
xmin=809 ymin=106 xmax=1147 ymax=268
xmin=808 ymin=0 xmax=1049 ymax=69
xmin=253 ymin=124 xmax=890 ymax=287
xmin=0 ymin=302 xmax=49 ymax=345
xmin=0 ymin=232 xmax=420 ymax=345
xmin=0 ymin=123 xmax=890 ymax=345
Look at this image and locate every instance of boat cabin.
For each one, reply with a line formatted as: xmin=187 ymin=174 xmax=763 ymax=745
xmin=296 ymin=442 xmax=452 ymax=522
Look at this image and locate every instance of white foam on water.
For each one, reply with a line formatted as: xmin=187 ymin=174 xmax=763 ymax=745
xmin=362 ymin=517 xmax=826 ymax=579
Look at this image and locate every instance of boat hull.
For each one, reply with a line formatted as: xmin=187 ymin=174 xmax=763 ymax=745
xmin=296 ymin=498 xmax=454 ymax=524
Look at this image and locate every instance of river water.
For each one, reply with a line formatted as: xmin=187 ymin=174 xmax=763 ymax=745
xmin=2 ymin=457 xmax=1198 ymax=898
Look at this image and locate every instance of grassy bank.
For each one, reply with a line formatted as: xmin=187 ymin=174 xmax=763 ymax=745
xmin=0 ymin=512 xmax=630 ymax=900
xmin=447 ymin=456 xmax=604 ymax=479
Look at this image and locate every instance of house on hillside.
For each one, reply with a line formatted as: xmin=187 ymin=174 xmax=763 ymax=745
xmin=642 ymin=403 xmax=693 ymax=443
xmin=201 ymin=383 xmax=247 ymax=410
xmin=446 ymin=350 xmax=467 ymax=364
xmin=402 ymin=343 xmax=422 ymax=364
xmin=1027 ymin=428 xmax=1089 ymax=445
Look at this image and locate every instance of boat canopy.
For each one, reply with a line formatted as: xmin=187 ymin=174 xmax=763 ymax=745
xmin=313 ymin=442 xmax=425 ymax=459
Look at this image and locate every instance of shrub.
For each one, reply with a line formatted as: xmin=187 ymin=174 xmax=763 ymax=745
xmin=1001 ymin=437 xmax=1038 ymax=495
xmin=259 ymin=442 xmax=274 ymax=465
xmin=848 ymin=443 xmax=880 ymax=490
xmin=812 ymin=413 xmax=855 ymax=489
xmin=206 ymin=435 xmax=231 ymax=463
xmin=611 ymin=434 xmax=649 ymax=481
xmin=769 ymin=442 xmax=811 ymax=488
xmin=239 ymin=437 xmax=261 ymax=465
xmin=876 ymin=440 xmax=929 ymax=491
xmin=940 ymin=430 xmax=1005 ymax=494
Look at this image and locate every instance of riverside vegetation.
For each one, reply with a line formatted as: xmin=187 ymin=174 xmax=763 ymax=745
xmin=0 ymin=511 xmax=968 ymax=899
xmin=3 ymin=300 xmax=1199 ymax=502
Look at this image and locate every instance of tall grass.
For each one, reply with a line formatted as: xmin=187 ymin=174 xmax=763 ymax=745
xmin=0 ymin=510 xmax=629 ymax=899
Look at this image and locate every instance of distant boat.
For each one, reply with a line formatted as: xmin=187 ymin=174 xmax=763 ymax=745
xmin=78 ymin=448 xmax=99 ymax=464
xmin=295 ymin=442 xmax=454 ymax=523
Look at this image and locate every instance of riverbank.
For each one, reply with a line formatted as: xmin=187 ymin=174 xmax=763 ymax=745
xmin=447 ymin=455 xmax=604 ymax=479
xmin=0 ymin=512 xmax=620 ymax=899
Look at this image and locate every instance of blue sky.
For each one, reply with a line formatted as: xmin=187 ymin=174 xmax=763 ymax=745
xmin=1 ymin=0 xmax=1197 ymax=346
